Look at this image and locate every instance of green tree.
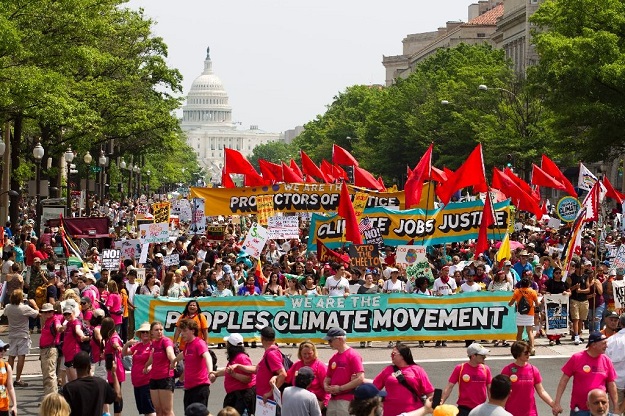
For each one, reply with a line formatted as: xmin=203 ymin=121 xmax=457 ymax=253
xmin=248 ymin=140 xmax=298 ymax=169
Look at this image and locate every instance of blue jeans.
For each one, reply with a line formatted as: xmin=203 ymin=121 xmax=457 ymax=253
xmin=570 ymin=410 xmax=590 ymax=416
xmin=589 ymin=303 xmax=605 ymax=332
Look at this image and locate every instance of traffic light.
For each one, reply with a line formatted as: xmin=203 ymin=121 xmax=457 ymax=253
xmin=506 ymin=154 xmax=513 ymax=169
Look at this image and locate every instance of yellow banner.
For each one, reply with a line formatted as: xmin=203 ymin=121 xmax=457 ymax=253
xmin=151 ymin=202 xmax=171 ymax=224
xmin=256 ymin=195 xmax=274 ymax=226
xmin=190 ymin=183 xmax=435 ymax=216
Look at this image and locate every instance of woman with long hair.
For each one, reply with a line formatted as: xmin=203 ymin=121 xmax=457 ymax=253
xmin=144 ymin=321 xmax=176 ymax=416
xmin=101 ymin=317 xmax=125 ymax=416
xmin=140 ymin=273 xmax=160 ymax=296
xmin=285 ymin=341 xmax=330 ymax=412
xmin=89 ymin=309 xmax=107 ymax=381
xmin=262 ymin=272 xmax=283 ymax=296
xmin=159 ymin=272 xmax=174 ymax=297
xmin=39 ymin=392 xmax=70 ymax=416
xmin=210 ymin=333 xmax=256 ymax=416
xmin=172 ymin=300 xmax=209 ymax=350
xmin=372 ymin=342 xmax=434 ymax=416
xmin=106 ymin=281 xmax=124 ymax=334
xmin=284 ymin=277 xmax=301 ymax=296
xmin=123 ymin=322 xmax=156 ymax=416
xmin=61 ymin=303 xmax=89 ymax=383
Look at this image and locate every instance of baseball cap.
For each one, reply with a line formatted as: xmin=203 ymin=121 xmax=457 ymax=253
xmin=62 ymin=305 xmax=74 ymax=314
xmin=354 ymin=383 xmax=387 ymax=400
xmin=467 ymin=342 xmax=490 ymax=356
xmin=80 ymin=297 xmax=92 ymax=305
xmin=40 ymin=303 xmax=54 ymax=312
xmin=504 ymin=261 xmax=512 ymax=266
xmin=605 ymin=311 xmax=619 ymax=320
xmin=323 ymin=327 xmax=346 ymax=340
xmin=154 ymin=253 xmax=163 ymax=258
xmin=0 ymin=340 xmax=9 ymax=350
xmin=587 ymin=331 xmax=607 ymax=348
xmin=223 ymin=333 xmax=244 ymax=346
xmin=295 ymin=366 xmax=315 ymax=384
xmin=92 ymin=309 xmax=105 ymax=319
xmin=185 ymin=403 xmax=209 ymax=416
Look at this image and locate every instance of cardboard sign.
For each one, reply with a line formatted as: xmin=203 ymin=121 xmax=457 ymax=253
xmin=352 ymin=192 xmax=369 ymax=220
xmin=267 ymin=216 xmax=299 ymax=239
xmin=363 ymin=227 xmax=384 ymax=250
xmin=396 ymin=245 xmax=434 ymax=285
xmin=206 ymin=225 xmax=226 ymax=243
xmin=241 ymin=223 xmax=269 ymax=258
xmin=101 ymin=249 xmax=121 ymax=271
xmin=114 ymin=239 xmax=142 ymax=261
xmin=139 ymin=222 xmax=169 ymax=244
xmin=163 ymin=254 xmax=180 ymax=267
xmin=612 ymin=245 xmax=625 ymax=270
xmin=613 ymin=280 xmax=625 ymax=309
xmin=348 ymin=244 xmax=380 ymax=268
xmin=135 ymin=268 xmax=146 ymax=286
xmin=151 ymin=202 xmax=171 ymax=224
xmin=544 ymin=294 xmax=569 ymax=335
xmin=256 ymin=195 xmax=274 ymax=226
xmin=189 ymin=198 xmax=206 ymax=235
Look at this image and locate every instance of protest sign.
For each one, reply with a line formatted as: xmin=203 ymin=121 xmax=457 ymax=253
xmin=352 ymin=192 xmax=369 ymax=219
xmin=151 ymin=202 xmax=171 ymax=224
xmin=101 ymin=249 xmax=121 ymax=271
xmin=256 ymin=195 xmax=274 ymax=226
xmin=163 ymin=254 xmax=180 ymax=267
xmin=363 ymin=227 xmax=384 ymax=250
xmin=613 ymin=280 xmax=625 ymax=309
xmin=206 ymin=225 xmax=226 ymax=243
xmin=348 ymin=244 xmax=381 ymax=268
xmin=114 ymin=239 xmax=142 ymax=261
xmin=136 ymin=268 xmax=146 ymax=286
xmin=139 ymin=222 xmax=169 ymax=244
xmin=241 ymin=223 xmax=269 ymax=258
xmin=308 ymin=199 xmax=510 ymax=249
xmin=612 ymin=246 xmax=625 ymax=270
xmin=79 ymin=239 xmax=90 ymax=257
xmin=396 ymin=245 xmax=434 ymax=285
xmin=189 ymin=198 xmax=206 ymax=235
xmin=267 ymin=216 xmax=300 ymax=239
xmin=135 ymin=292 xmax=517 ymax=342
xmin=190 ymin=183 xmax=435 ymax=216
xmin=544 ymin=294 xmax=569 ymax=335
xmin=556 ymin=196 xmax=581 ymax=223
xmin=255 ymin=397 xmax=277 ymax=416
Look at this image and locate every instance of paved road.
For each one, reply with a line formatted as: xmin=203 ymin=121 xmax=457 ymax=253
xmin=14 ymin=338 xmax=578 ymax=415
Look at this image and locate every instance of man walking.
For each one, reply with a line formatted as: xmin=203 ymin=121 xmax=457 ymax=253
xmin=468 ymin=374 xmax=513 ymax=416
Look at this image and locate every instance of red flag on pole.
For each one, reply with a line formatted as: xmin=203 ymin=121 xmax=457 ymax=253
xmin=431 ymin=166 xmax=448 ymax=183
xmin=437 ymin=144 xmax=487 ymax=204
xmin=492 ymin=168 xmax=543 ymax=218
xmin=602 ymin=176 xmax=624 ymax=204
xmin=259 ymin=159 xmax=283 ymax=183
xmin=221 ymin=168 xmax=235 ymax=188
xmin=405 ymin=144 xmax=433 ymax=208
xmin=541 ymin=155 xmax=577 ymax=197
xmin=290 ymin=159 xmax=303 ymax=178
xmin=224 ymin=148 xmax=260 ymax=176
xmin=320 ymin=160 xmax=336 ymax=183
xmin=332 ymin=164 xmax=349 ymax=181
xmin=301 ymin=150 xmax=328 ymax=183
xmin=282 ymin=162 xmax=303 ymax=183
xmin=531 ymin=164 xmax=566 ymax=191
xmin=354 ymin=166 xmax=384 ymax=191
xmin=332 ymin=144 xmax=359 ymax=167
xmin=475 ymin=191 xmax=494 ymax=255
xmin=377 ymin=177 xmax=387 ymax=192
xmin=337 ymin=182 xmax=363 ymax=244
xmin=504 ymin=167 xmax=539 ymax=202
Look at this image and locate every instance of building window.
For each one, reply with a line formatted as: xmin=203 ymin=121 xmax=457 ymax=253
xmin=477 ymin=33 xmax=486 ymax=38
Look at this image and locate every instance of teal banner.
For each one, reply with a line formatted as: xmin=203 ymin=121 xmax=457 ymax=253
xmin=134 ymin=292 xmax=516 ymax=343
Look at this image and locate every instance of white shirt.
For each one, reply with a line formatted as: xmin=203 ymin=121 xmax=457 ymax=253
xmin=433 ymin=278 xmax=457 ymax=296
xmin=383 ymin=279 xmax=405 ymax=293
xmin=460 ymin=282 xmax=482 ymax=293
xmin=606 ymin=328 xmax=625 ymax=387
xmin=324 ymin=275 xmax=349 ymax=296
xmin=126 ymin=281 xmax=139 ymax=303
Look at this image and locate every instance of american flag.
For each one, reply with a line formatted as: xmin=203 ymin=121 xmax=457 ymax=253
xmin=358 ymin=217 xmax=373 ymax=234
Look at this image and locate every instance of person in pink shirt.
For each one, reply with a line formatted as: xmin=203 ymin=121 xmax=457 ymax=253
xmin=372 ymin=343 xmax=434 ymax=416
xmin=102 ymin=317 xmax=125 ymax=416
xmin=61 ymin=304 xmax=90 ymax=383
xmin=286 ymin=341 xmax=331 ymax=412
xmin=106 ymin=281 xmax=124 ymax=333
xmin=501 ymin=341 xmax=555 ymax=416
xmin=441 ymin=343 xmax=492 ymax=416
xmin=323 ymin=327 xmax=365 ymax=416
xmin=144 ymin=321 xmax=176 ymax=416
xmin=122 ymin=322 xmax=155 ymax=416
xmin=210 ymin=333 xmax=256 ymax=416
xmin=552 ymin=332 xmax=618 ymax=415
xmin=39 ymin=302 xmax=63 ymax=395
xmin=174 ymin=319 xmax=213 ymax=410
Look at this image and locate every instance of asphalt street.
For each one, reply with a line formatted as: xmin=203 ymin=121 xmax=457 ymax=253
xmin=14 ymin=338 xmax=576 ymax=416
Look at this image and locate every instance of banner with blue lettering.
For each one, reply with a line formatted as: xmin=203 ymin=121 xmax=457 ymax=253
xmin=134 ymin=292 xmax=516 ymax=343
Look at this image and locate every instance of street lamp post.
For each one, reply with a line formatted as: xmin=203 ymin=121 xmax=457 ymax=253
xmin=133 ymin=165 xmax=140 ymax=197
xmin=33 ymin=141 xmax=44 ymax=236
xmin=64 ymin=147 xmax=75 ymax=217
xmin=119 ymin=158 xmax=126 ymax=202
xmin=83 ymin=151 xmax=92 ymax=216
xmin=127 ymin=163 xmax=132 ymax=201
xmin=146 ymin=170 xmax=151 ymax=197
xmin=98 ymin=150 xmax=107 ymax=208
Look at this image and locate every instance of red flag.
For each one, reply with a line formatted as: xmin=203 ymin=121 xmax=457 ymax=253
xmin=405 ymin=144 xmax=433 ymax=208
xmin=531 ymin=164 xmax=566 ymax=191
xmin=602 ymin=176 xmax=624 ymax=204
xmin=437 ymin=144 xmax=487 ymax=204
xmin=290 ymin=159 xmax=303 ymax=178
xmin=320 ymin=160 xmax=336 ymax=182
xmin=305 ymin=175 xmax=317 ymax=183
xmin=332 ymin=164 xmax=349 ymax=181
xmin=337 ymin=182 xmax=363 ymax=244
xmin=431 ymin=166 xmax=448 ymax=183
xmin=258 ymin=159 xmax=283 ymax=183
xmin=301 ymin=151 xmax=328 ymax=182
xmin=282 ymin=162 xmax=303 ymax=183
xmin=492 ymin=168 xmax=543 ymax=218
xmin=224 ymin=148 xmax=260 ymax=176
xmin=244 ymin=172 xmax=269 ymax=186
xmin=317 ymin=240 xmax=350 ymax=264
xmin=332 ymin=144 xmax=359 ymax=167
xmin=221 ymin=167 xmax=235 ymax=188
xmin=377 ymin=177 xmax=387 ymax=192
xmin=475 ymin=192 xmax=495 ymax=255
xmin=541 ymin=155 xmax=577 ymax=197
xmin=504 ymin=168 xmax=538 ymax=202
xmin=582 ymin=181 xmax=602 ymax=222
xmin=354 ymin=166 xmax=384 ymax=191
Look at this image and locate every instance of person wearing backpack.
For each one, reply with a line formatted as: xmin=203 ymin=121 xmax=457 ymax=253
xmin=508 ymin=277 xmax=539 ymax=356
xmin=40 ymin=303 xmax=64 ymax=395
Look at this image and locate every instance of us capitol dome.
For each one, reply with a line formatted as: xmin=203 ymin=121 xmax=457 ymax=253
xmin=181 ymin=46 xmax=282 ymax=184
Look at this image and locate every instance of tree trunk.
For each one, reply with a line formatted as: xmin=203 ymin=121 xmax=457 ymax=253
xmin=9 ymin=115 xmax=21 ymax=230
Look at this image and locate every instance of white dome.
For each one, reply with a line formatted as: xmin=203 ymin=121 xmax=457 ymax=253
xmin=190 ymin=73 xmax=224 ymax=92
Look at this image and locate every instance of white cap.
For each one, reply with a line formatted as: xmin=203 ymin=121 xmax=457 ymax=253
xmin=467 ymin=342 xmax=490 ymax=356
xmin=223 ymin=333 xmax=244 ymax=346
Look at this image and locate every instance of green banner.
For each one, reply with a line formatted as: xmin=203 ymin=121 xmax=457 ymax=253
xmin=134 ymin=292 xmax=516 ymax=343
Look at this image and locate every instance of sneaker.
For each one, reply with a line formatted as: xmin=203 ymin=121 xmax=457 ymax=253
xmin=175 ymin=380 xmax=184 ymax=389
xmin=574 ymin=336 xmax=581 ymax=345
xmin=435 ymin=341 xmax=442 ymax=348
xmin=418 ymin=341 xmax=425 ymax=348
xmin=366 ymin=341 xmax=372 ymax=347
xmin=442 ymin=341 xmax=448 ymax=347
xmin=556 ymin=339 xmax=561 ymax=345
xmin=360 ymin=342 xmax=366 ymax=348
xmin=387 ymin=341 xmax=394 ymax=348
xmin=549 ymin=340 xmax=555 ymax=346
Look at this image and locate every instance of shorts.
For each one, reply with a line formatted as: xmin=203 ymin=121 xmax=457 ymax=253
xmin=134 ymin=384 xmax=156 ymax=415
xmin=64 ymin=360 xmax=74 ymax=369
xmin=570 ymin=300 xmax=589 ymax=320
xmin=8 ymin=337 xmax=31 ymax=357
xmin=327 ymin=399 xmax=350 ymax=416
xmin=515 ymin=313 xmax=535 ymax=327
xmin=110 ymin=382 xmax=123 ymax=414
xmin=149 ymin=377 xmax=175 ymax=392
xmin=184 ymin=384 xmax=210 ymax=410
xmin=93 ymin=360 xmax=107 ymax=380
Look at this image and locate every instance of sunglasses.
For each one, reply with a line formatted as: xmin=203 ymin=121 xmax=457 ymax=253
xmin=63 ymin=313 xmax=72 ymax=316
xmin=80 ymin=302 xmax=87 ymax=305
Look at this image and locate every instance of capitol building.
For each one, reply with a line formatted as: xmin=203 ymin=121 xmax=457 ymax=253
xmin=181 ymin=47 xmax=283 ymax=183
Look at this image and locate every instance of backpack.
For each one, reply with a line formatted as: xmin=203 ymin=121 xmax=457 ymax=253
xmin=264 ymin=348 xmax=293 ymax=392
xmin=209 ymin=349 xmax=218 ymax=371
xmin=517 ymin=293 xmax=531 ymax=315
xmin=74 ymin=319 xmax=93 ymax=354
xmin=34 ymin=283 xmax=49 ymax=308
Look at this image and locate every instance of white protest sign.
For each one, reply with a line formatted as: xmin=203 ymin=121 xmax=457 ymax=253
xmin=612 ymin=245 xmax=625 ymax=270
xmin=189 ymin=198 xmax=206 ymax=235
xmin=267 ymin=215 xmax=299 ymax=239
xmin=395 ymin=245 xmax=434 ymax=285
xmin=255 ymin=396 xmax=277 ymax=416
xmin=613 ymin=280 xmax=625 ymax=309
xmin=114 ymin=239 xmax=142 ymax=261
xmin=241 ymin=223 xmax=269 ymax=258
xmin=136 ymin=268 xmax=146 ymax=286
xmin=547 ymin=217 xmax=562 ymax=230
xmin=139 ymin=243 xmax=149 ymax=264
xmin=163 ymin=254 xmax=180 ymax=267
xmin=139 ymin=222 xmax=170 ymax=244
xmin=544 ymin=294 xmax=569 ymax=335
xmin=101 ymin=249 xmax=121 ymax=271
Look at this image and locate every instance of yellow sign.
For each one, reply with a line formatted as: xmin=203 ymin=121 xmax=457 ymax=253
xmin=190 ymin=183 xmax=435 ymax=216
xmin=256 ymin=195 xmax=274 ymax=226
xmin=151 ymin=202 xmax=171 ymax=224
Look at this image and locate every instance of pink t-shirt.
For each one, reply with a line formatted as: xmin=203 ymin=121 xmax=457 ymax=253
xmin=448 ymin=363 xmax=492 ymax=409
xmin=62 ymin=319 xmax=82 ymax=362
xmin=286 ymin=359 xmax=331 ymax=406
xmin=83 ymin=309 xmax=93 ymax=323
xmin=224 ymin=353 xmax=255 ymax=393
xmin=105 ymin=333 xmax=125 ymax=383
xmin=326 ymin=347 xmax=365 ymax=401
xmin=256 ymin=345 xmax=284 ymax=398
xmin=106 ymin=293 xmax=123 ymax=325
xmin=373 ymin=364 xmax=434 ymax=416
xmin=130 ymin=341 xmax=153 ymax=387
xmin=183 ymin=337 xmax=210 ymax=389
xmin=40 ymin=315 xmax=61 ymax=348
xmin=501 ymin=362 xmax=542 ymax=416
xmin=561 ymin=351 xmax=617 ymax=411
xmin=150 ymin=337 xmax=174 ymax=380
xmin=90 ymin=325 xmax=102 ymax=363
xmin=82 ymin=286 xmax=99 ymax=304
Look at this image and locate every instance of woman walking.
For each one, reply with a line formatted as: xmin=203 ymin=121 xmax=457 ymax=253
xmin=123 ymin=322 xmax=156 ymax=416
xmin=101 ymin=317 xmax=125 ymax=416
xmin=144 ymin=321 xmax=176 ymax=416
